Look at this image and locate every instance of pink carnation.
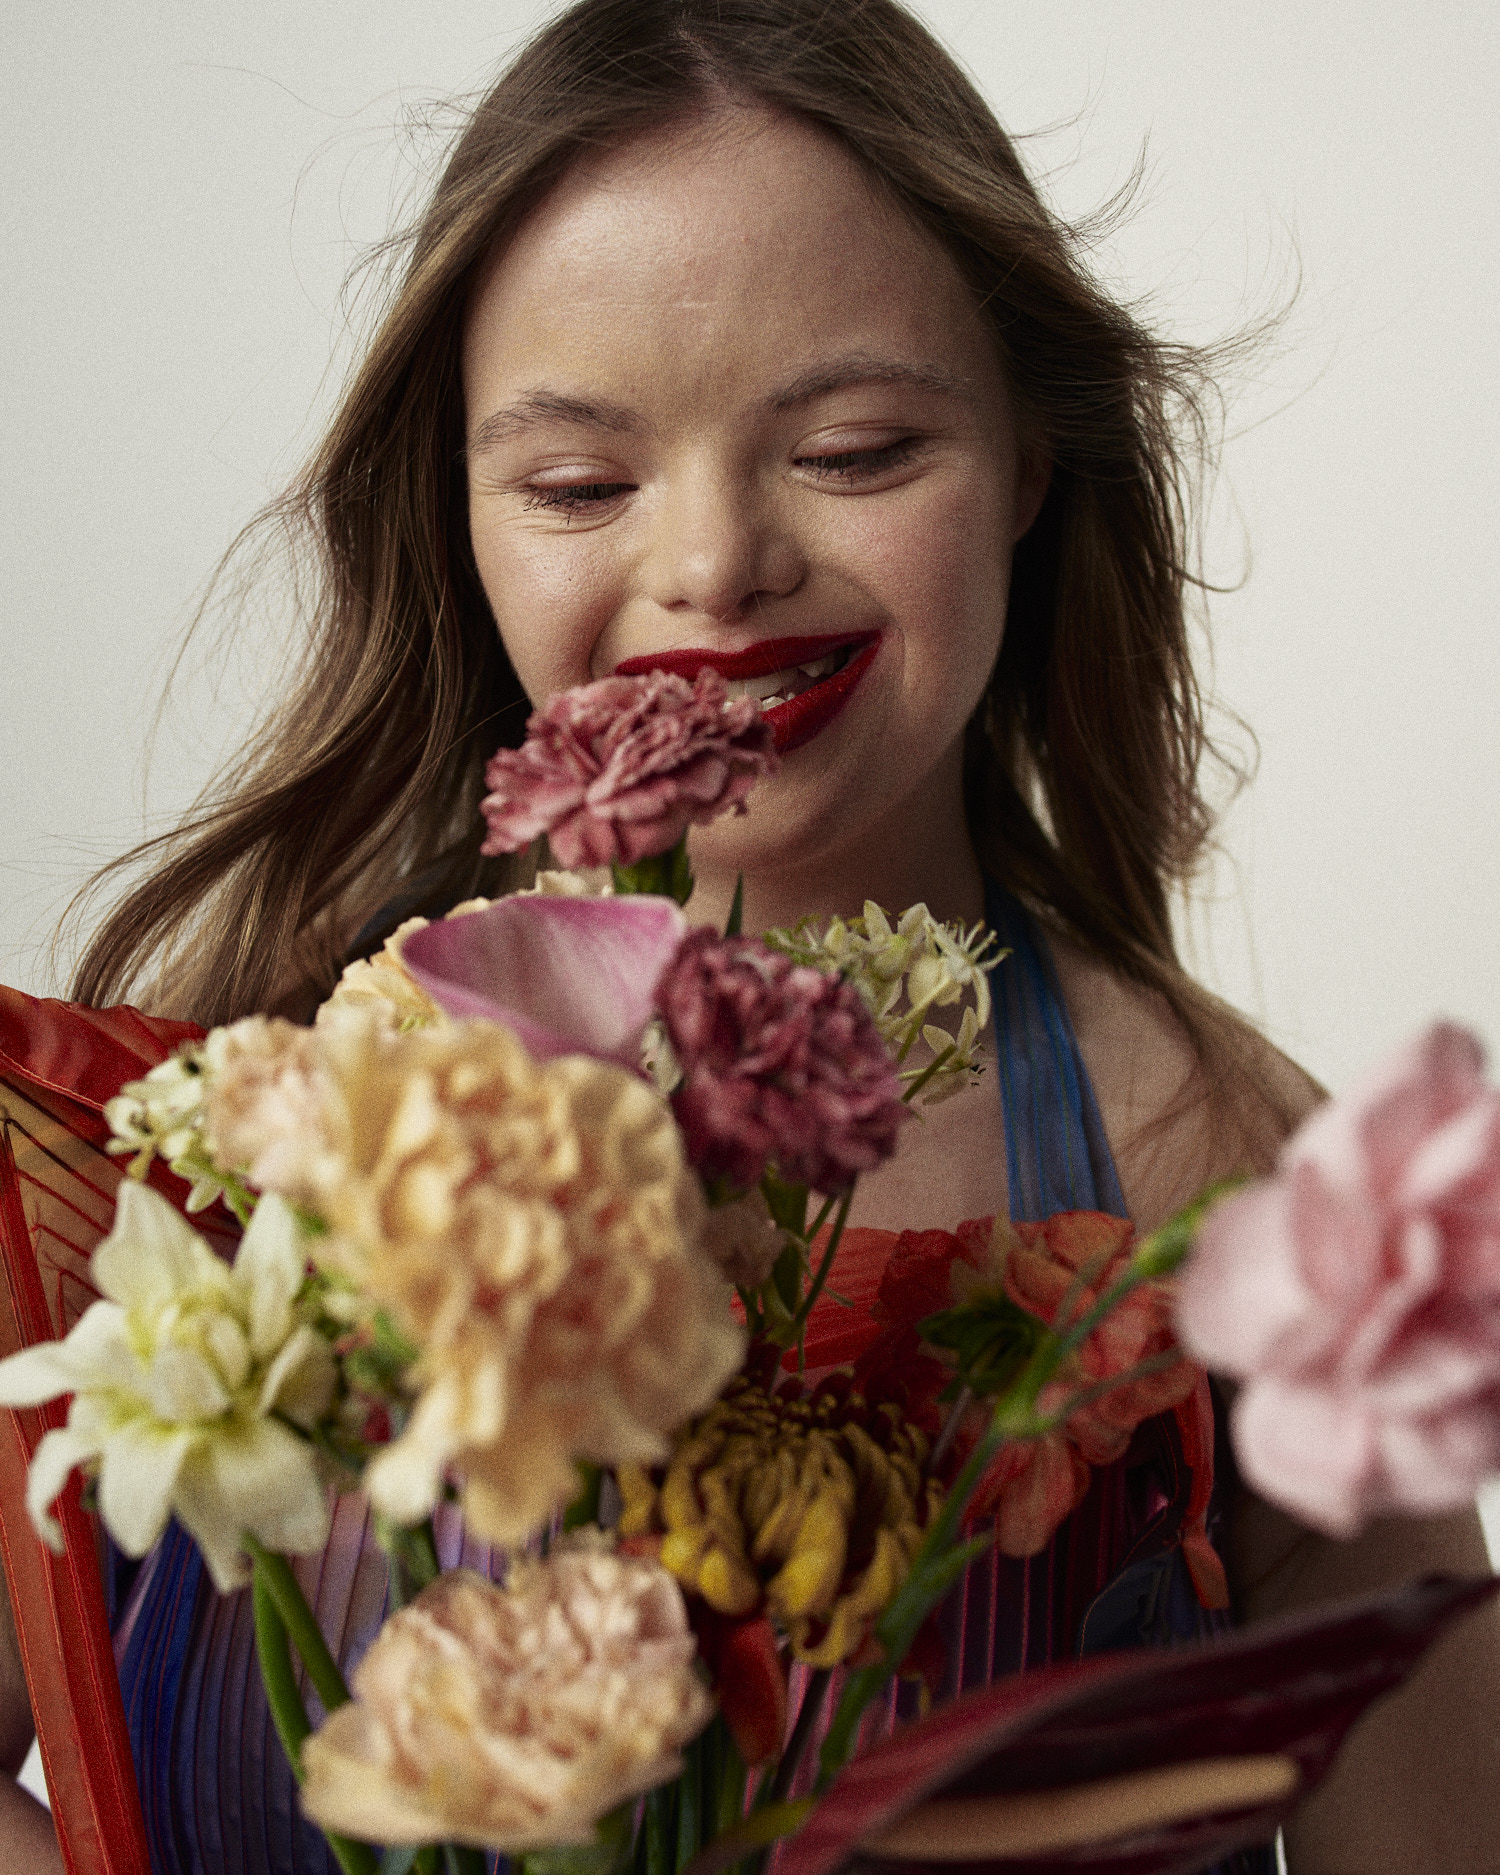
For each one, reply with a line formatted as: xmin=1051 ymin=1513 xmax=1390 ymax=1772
xmin=481 ymin=670 xmax=777 ymax=869
xmin=1176 ymin=1022 xmax=1500 ymax=1537
xmin=656 ymin=931 xmax=908 ymax=1193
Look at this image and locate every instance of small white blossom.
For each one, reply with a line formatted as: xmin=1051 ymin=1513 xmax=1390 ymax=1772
xmin=0 ymin=1183 xmax=335 ymax=1591
xmin=104 ymin=1049 xmax=225 ymax=1211
xmin=764 ymin=901 xmax=1004 ymax=1104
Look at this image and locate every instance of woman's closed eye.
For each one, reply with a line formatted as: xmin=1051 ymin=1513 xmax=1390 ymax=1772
xmin=523 ymin=480 xmax=634 ymax=516
xmin=796 ymin=437 xmax=924 ymax=484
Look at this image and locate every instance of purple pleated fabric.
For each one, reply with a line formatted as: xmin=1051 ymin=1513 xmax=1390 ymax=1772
xmin=111 ymin=883 xmax=1270 ymax=1875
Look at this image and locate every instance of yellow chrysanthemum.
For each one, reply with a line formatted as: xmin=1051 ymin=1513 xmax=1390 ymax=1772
xmin=620 ymin=1375 xmax=943 ymax=1668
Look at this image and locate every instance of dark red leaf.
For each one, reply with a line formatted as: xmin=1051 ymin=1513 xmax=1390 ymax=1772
xmin=781 ymin=1573 xmax=1500 ymax=1875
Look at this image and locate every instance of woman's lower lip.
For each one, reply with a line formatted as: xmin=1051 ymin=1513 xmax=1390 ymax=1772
xmin=764 ymin=638 xmax=879 ymax=753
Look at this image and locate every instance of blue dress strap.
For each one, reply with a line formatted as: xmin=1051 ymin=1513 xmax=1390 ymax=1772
xmin=983 ymin=877 xmax=1126 ymax=1221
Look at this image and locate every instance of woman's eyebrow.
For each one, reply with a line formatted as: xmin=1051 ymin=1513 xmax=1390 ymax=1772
xmin=469 ymin=389 xmax=640 ymax=453
xmin=768 ymin=356 xmax=972 ymax=411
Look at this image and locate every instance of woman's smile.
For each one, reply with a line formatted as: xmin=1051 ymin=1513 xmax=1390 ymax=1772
xmin=614 ymin=631 xmax=879 ymax=752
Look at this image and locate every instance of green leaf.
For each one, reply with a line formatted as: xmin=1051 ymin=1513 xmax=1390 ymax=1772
xmin=725 ymin=874 xmax=745 ymax=938
xmin=563 ymin=1462 xmax=603 ymax=1532
xmin=759 ymin=1171 xmax=809 ymax=1238
xmin=522 ymin=1804 xmax=633 ymax=1875
xmin=916 ymin=1294 xmax=1045 ymax=1398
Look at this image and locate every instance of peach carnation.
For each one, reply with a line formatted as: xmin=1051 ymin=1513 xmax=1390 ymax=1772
xmin=198 ymin=1015 xmax=343 ymax=1200
xmin=301 ymin=1547 xmax=712 ymax=1849
xmin=480 ymin=670 xmax=777 ymax=869
xmin=280 ymin=1011 xmax=743 ymax=1543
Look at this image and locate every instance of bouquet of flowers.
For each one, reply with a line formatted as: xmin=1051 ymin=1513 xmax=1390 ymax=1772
xmin=1 ymin=670 xmax=1497 ymax=1875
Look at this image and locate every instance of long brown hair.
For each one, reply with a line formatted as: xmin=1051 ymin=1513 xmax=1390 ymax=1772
xmin=69 ymin=0 xmax=1295 ymax=1144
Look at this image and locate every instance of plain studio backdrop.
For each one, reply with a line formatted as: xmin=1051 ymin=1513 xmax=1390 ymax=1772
xmin=2 ymin=0 xmax=1499 ymax=1629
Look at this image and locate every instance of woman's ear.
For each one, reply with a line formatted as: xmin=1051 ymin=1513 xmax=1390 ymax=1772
xmin=1013 ymin=448 xmax=1052 ymax=543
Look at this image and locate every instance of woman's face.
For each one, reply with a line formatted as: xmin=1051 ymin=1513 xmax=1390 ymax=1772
xmin=462 ymin=106 xmax=1044 ymax=886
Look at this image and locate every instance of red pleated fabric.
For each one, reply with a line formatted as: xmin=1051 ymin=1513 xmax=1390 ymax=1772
xmin=0 ymin=987 xmax=225 ymax=1875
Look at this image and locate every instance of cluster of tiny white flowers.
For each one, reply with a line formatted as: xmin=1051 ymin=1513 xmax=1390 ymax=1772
xmin=104 ymin=1048 xmax=229 ymax=1211
xmin=764 ymin=901 xmax=1004 ymax=1105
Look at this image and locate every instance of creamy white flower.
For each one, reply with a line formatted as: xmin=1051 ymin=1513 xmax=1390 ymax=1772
xmin=104 ymin=1049 xmax=224 ymax=1211
xmin=521 ymin=869 xmax=614 ymax=898
xmin=302 ymin=1544 xmax=711 ymax=1850
xmin=0 ymin=1183 xmax=335 ymax=1590
xmin=764 ymin=901 xmax=1004 ymax=1104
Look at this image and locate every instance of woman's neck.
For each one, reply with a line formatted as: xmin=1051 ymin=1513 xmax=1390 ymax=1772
xmin=684 ymin=747 xmax=988 ymax=938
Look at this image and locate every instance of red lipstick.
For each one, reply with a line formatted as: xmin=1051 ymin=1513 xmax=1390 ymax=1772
xmin=614 ymin=631 xmax=880 ymax=753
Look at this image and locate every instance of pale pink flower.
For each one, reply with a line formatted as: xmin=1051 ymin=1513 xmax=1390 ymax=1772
xmin=301 ymin=1547 xmax=713 ymax=1849
xmin=656 ymin=931 xmax=909 ymax=1193
xmin=1176 ymin=1022 xmax=1500 ymax=1536
xmin=199 ymin=1016 xmax=343 ymax=1202
xmin=480 ymin=671 xmax=777 ymax=868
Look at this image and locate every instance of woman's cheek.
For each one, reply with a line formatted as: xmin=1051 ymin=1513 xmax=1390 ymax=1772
xmin=474 ymin=514 xmax=624 ymax=702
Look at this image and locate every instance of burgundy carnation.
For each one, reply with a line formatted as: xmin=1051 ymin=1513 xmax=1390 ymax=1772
xmin=481 ymin=670 xmax=778 ymax=870
xmin=656 ymin=930 xmax=909 ymax=1193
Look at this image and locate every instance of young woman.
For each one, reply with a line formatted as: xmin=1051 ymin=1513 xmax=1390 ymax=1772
xmin=3 ymin=2 xmax=1497 ymax=1869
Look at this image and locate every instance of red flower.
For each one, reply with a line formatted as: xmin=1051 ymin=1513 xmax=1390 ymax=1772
xmin=657 ymin=931 xmax=909 ymax=1193
xmin=853 ymin=1213 xmax=1205 ymax=1565
xmin=480 ymin=670 xmax=777 ymax=868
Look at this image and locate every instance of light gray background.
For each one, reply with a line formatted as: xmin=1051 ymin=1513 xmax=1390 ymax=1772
xmin=3 ymin=0 xmax=1499 ymax=1663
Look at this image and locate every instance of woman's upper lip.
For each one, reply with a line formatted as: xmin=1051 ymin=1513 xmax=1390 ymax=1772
xmin=613 ymin=630 xmax=878 ymax=682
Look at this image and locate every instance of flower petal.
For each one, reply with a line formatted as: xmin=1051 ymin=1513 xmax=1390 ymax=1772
xmin=173 ymin=1418 xmax=331 ymax=1592
xmin=235 ymin=1192 xmax=309 ymax=1360
xmin=25 ymin=1423 xmax=105 ymax=1551
xmin=256 ymin=1324 xmax=336 ymax=1428
xmin=94 ymin=1181 xmax=229 ymax=1315
xmin=96 ymin=1415 xmax=198 ymax=1557
xmin=402 ymin=895 xmax=688 ymax=1066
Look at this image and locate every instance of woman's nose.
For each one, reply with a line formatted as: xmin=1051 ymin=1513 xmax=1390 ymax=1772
xmin=641 ymin=465 xmax=804 ymax=623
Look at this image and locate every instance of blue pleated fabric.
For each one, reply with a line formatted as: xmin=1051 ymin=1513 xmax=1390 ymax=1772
xmin=112 ymin=882 xmax=1271 ymax=1874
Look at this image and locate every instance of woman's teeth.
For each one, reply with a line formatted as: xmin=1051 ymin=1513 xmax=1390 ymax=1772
xmin=723 ymin=649 xmax=850 ymax=710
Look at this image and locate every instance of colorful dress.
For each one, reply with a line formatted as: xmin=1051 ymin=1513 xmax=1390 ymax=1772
xmin=101 ymin=882 xmax=1272 ymax=1875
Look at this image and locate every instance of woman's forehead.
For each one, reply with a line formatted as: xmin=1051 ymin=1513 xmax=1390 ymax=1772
xmin=461 ymin=107 xmax=1002 ymax=423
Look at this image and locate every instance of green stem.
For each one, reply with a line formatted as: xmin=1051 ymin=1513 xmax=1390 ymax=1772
xmin=441 ymin=1847 xmax=488 ymax=1875
xmin=246 ymin=1536 xmax=351 ymax=1719
xmin=676 ymin=1732 xmax=704 ymax=1871
xmin=250 ymin=1561 xmax=378 ymax=1875
xmin=645 ymin=1782 xmax=674 ymax=1875
xmin=612 ymin=835 xmax=694 ymax=905
xmin=790 ymin=1187 xmax=853 ymax=1372
xmin=899 ymin=1043 xmax=956 ymax=1104
xmin=674 ymin=1803 xmax=813 ymax=1875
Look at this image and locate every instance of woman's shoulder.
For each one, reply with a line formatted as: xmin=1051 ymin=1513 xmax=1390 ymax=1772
xmin=1042 ymin=926 xmax=1323 ymax=1233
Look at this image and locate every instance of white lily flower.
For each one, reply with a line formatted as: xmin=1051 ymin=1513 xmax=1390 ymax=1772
xmin=0 ymin=1183 xmax=336 ymax=1591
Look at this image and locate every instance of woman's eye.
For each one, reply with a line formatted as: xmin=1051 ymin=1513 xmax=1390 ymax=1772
xmin=523 ymin=481 xmax=632 ymax=515
xmin=797 ymin=439 xmax=921 ymax=483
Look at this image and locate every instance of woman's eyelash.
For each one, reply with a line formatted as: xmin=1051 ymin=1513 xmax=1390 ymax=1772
xmin=523 ymin=482 xmax=631 ymax=514
xmin=522 ymin=439 xmax=920 ymax=513
xmin=799 ymin=439 xmax=921 ymax=480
